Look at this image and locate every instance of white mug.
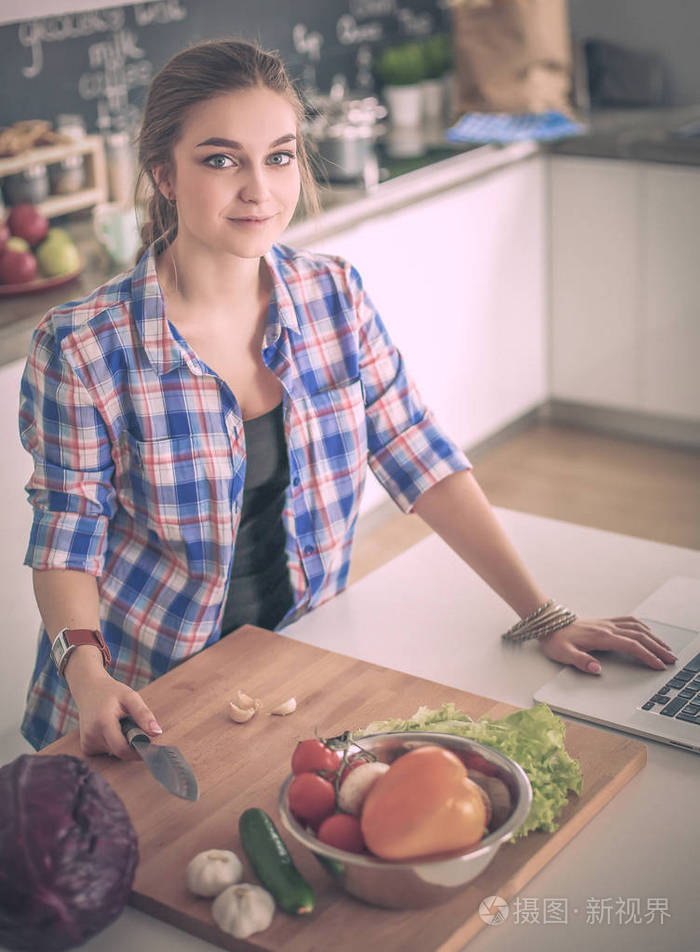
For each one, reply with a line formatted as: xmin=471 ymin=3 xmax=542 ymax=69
xmin=93 ymin=202 xmax=140 ymax=267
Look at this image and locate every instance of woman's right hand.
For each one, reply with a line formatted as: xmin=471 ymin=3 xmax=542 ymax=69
xmin=65 ymin=646 xmax=162 ymax=758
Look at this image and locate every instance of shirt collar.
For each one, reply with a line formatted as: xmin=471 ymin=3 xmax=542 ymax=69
xmin=130 ymin=244 xmax=300 ymax=376
xmin=130 ymin=244 xmax=188 ymax=376
xmin=262 ymin=244 xmax=301 ymax=343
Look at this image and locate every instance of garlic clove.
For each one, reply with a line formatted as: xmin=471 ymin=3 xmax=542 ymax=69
xmin=229 ymin=701 xmax=257 ymax=723
xmin=235 ymin=689 xmax=260 ymax=711
xmin=269 ymin=697 xmax=296 ymax=716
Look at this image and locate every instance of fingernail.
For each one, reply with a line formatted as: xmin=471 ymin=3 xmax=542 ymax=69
xmin=149 ymin=720 xmax=162 ymax=734
xmin=587 ymin=661 xmax=601 ymax=674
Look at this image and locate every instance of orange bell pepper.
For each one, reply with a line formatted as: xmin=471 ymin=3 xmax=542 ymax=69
xmin=360 ymin=745 xmax=488 ymax=860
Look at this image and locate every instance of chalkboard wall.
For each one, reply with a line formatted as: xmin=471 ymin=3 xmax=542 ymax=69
xmin=2 ymin=0 xmax=449 ymax=133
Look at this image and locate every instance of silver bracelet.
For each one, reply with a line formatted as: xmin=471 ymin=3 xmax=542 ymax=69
xmin=502 ymin=601 xmax=577 ymax=643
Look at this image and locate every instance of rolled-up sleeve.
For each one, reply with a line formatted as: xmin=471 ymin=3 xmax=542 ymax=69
xmin=19 ymin=320 xmax=116 ymax=576
xmin=349 ymin=264 xmax=472 ymax=512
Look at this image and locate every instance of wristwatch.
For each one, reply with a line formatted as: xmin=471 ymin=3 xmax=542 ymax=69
xmin=51 ymin=628 xmax=112 ymax=678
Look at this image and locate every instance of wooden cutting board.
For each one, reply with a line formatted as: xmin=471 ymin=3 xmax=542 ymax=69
xmin=45 ymin=626 xmax=646 ymax=952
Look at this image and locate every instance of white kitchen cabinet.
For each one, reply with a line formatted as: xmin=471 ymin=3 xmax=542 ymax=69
xmin=306 ymin=156 xmax=548 ymax=511
xmin=549 ymin=155 xmax=700 ymax=423
xmin=643 ymin=164 xmax=700 ymax=420
xmin=549 ymin=156 xmax=643 ymax=410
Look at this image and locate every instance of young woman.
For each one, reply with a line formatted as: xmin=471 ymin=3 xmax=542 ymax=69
xmin=19 ymin=40 xmax=674 ymax=758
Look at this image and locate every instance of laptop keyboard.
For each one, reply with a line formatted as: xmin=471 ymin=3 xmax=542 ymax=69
xmin=640 ymin=651 xmax=700 ymax=724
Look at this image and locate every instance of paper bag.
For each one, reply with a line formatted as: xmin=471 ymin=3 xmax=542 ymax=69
xmin=448 ymin=0 xmax=573 ymax=116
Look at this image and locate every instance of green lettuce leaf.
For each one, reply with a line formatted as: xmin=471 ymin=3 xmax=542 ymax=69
xmin=358 ymin=702 xmax=583 ymax=839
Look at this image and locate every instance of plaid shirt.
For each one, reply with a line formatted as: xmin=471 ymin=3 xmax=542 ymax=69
xmin=19 ymin=242 xmax=470 ymax=748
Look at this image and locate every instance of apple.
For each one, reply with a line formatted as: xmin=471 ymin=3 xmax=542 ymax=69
xmin=5 ymin=236 xmax=30 ymax=253
xmin=0 ymin=221 xmax=10 ymax=254
xmin=37 ymin=236 xmax=81 ymax=277
xmin=0 ymin=247 xmax=38 ymax=284
xmin=7 ymin=203 xmax=49 ymax=247
xmin=44 ymin=227 xmax=72 ymax=246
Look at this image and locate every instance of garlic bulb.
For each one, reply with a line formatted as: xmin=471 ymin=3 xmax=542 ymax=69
xmin=211 ymin=883 xmax=275 ymax=938
xmin=185 ymin=849 xmax=243 ymax=898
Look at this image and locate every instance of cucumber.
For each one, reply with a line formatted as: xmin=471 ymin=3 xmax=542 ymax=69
xmin=238 ymin=808 xmax=315 ymax=915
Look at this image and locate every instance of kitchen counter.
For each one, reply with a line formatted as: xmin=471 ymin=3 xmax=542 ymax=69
xmin=0 ymin=138 xmax=538 ymax=369
xmin=3 ymin=508 xmax=698 ymax=951
xmin=548 ymin=102 xmax=700 ymax=166
xmin=3 ymin=100 xmax=700 ymax=372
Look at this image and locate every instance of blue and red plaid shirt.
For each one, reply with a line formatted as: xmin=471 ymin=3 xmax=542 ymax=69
xmin=19 ymin=242 xmax=470 ymax=748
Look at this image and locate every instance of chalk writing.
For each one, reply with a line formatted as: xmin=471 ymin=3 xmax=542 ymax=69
xmin=337 ymin=15 xmax=384 ymax=46
xmin=17 ymin=9 xmax=126 ymax=78
xmin=293 ymin=23 xmax=324 ymax=62
xmin=81 ymin=26 xmax=157 ymax=130
xmin=396 ymin=7 xmax=434 ymax=36
xmin=134 ymin=0 xmax=188 ymax=27
xmin=350 ymin=0 xmax=398 ymax=17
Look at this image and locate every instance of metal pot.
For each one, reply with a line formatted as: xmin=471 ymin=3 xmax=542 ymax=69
xmin=304 ymin=80 xmax=386 ymax=185
xmin=312 ymin=123 xmax=379 ymax=183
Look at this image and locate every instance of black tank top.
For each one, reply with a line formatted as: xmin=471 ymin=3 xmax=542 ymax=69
xmin=220 ymin=403 xmax=294 ymax=635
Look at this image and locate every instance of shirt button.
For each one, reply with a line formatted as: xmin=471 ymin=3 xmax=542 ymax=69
xmin=303 ymin=544 xmax=314 ymax=556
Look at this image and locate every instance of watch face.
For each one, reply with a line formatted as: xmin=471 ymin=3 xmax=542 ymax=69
xmin=51 ymin=633 xmax=70 ymax=673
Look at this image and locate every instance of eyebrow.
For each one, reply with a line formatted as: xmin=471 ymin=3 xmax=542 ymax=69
xmin=194 ymin=134 xmax=297 ymax=149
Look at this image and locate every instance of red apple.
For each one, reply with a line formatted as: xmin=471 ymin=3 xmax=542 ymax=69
xmin=7 ymin=203 xmax=49 ymax=247
xmin=0 ymin=248 xmax=38 ymax=285
xmin=0 ymin=220 xmax=10 ymax=254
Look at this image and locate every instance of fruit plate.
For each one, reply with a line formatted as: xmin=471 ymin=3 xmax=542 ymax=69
xmin=0 ymin=258 xmax=84 ymax=297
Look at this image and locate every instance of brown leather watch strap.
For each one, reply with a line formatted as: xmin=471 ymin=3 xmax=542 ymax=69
xmin=63 ymin=628 xmax=112 ymax=666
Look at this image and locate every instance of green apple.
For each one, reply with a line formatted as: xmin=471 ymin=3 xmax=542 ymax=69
xmin=44 ymin=227 xmax=73 ymax=246
xmin=36 ymin=237 xmax=81 ymax=277
xmin=5 ymin=236 xmax=30 ymax=253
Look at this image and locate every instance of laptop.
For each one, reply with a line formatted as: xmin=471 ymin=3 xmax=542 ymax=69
xmin=534 ymin=577 xmax=700 ymax=754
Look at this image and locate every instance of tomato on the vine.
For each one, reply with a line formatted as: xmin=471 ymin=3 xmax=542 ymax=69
xmin=287 ymin=772 xmax=337 ymax=827
xmin=317 ymin=813 xmax=366 ymax=854
xmin=291 ymin=739 xmax=342 ymax=776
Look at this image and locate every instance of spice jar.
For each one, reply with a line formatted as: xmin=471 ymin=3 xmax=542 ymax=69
xmin=104 ymin=131 xmax=136 ymax=206
xmin=50 ymin=114 xmax=87 ymax=195
xmin=4 ymin=164 xmax=50 ymax=204
xmin=50 ymin=154 xmax=86 ymax=194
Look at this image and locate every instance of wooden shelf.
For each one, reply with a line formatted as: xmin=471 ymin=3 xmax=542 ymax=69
xmin=0 ymin=135 xmax=108 ymax=218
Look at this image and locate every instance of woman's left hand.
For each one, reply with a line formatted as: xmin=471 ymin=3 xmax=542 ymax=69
xmin=538 ymin=616 xmax=678 ymax=674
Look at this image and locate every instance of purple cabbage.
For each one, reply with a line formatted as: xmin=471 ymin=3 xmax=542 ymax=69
xmin=0 ymin=754 xmax=138 ymax=951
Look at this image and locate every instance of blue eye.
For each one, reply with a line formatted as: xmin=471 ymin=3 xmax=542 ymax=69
xmin=268 ymin=151 xmax=296 ymax=166
xmin=204 ymin=154 xmax=234 ymax=169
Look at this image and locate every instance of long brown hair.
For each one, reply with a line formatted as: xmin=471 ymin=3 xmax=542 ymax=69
xmin=134 ymin=38 xmax=319 ymax=260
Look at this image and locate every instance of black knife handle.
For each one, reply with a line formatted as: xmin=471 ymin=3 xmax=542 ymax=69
xmin=120 ymin=716 xmax=150 ymax=746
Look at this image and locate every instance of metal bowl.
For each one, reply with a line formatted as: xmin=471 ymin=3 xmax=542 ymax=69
xmin=278 ymin=731 xmax=532 ymax=909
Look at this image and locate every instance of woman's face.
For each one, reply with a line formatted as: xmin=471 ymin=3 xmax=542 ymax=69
xmin=161 ymin=86 xmax=302 ymax=260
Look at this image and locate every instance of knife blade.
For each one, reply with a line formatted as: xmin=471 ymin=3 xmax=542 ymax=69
xmin=120 ymin=717 xmax=199 ymax=801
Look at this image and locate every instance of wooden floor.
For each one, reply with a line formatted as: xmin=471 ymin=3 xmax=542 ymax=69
xmin=349 ymin=422 xmax=700 ymax=586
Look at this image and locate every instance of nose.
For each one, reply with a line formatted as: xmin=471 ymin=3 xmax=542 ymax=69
xmin=239 ymin=164 xmax=272 ymax=204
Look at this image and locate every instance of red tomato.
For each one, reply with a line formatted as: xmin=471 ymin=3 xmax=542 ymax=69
xmin=288 ymin=772 xmax=336 ymax=827
xmin=317 ymin=813 xmax=366 ymax=854
xmin=291 ymin=739 xmax=342 ymax=776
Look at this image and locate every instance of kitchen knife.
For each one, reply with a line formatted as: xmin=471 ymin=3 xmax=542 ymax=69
xmin=120 ymin=716 xmax=199 ymax=801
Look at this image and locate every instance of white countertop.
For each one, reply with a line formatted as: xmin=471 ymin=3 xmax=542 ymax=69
xmin=3 ymin=508 xmax=699 ymax=952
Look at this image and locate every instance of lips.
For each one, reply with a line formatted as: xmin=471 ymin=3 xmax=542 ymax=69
xmin=229 ymin=215 xmax=273 ymax=224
